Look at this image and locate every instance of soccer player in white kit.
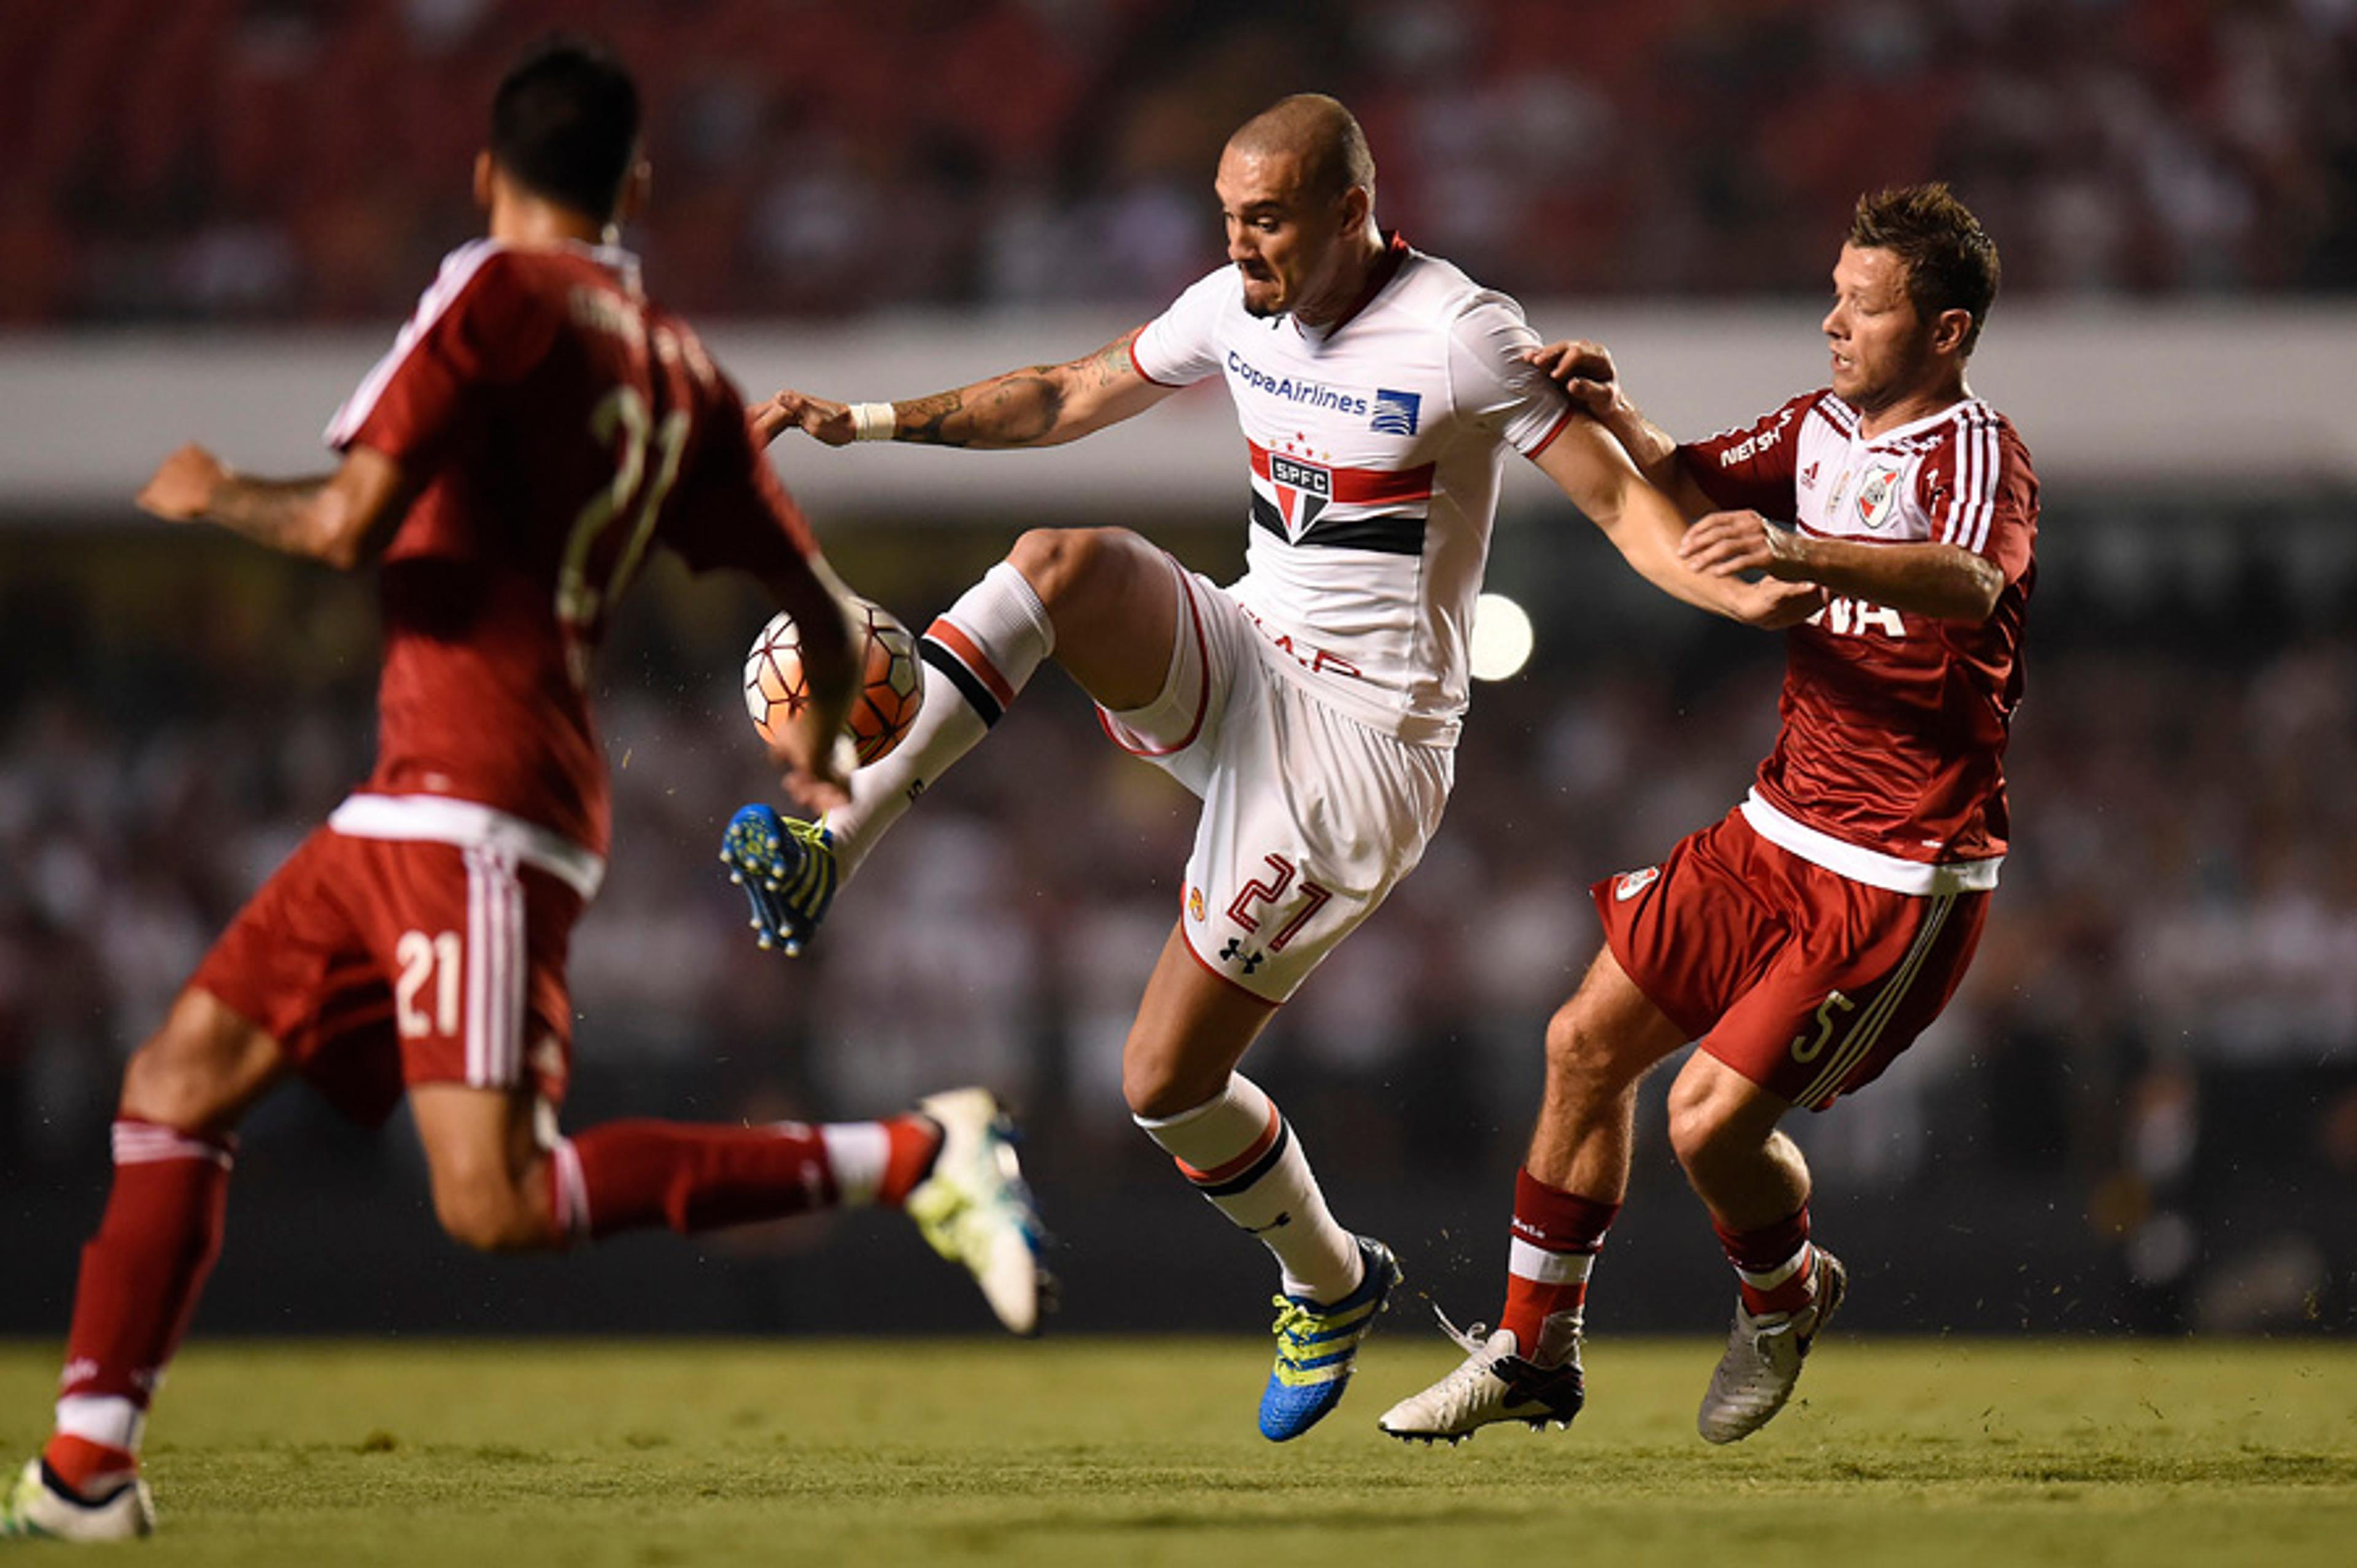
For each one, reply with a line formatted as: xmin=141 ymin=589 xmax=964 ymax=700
xmin=728 ymin=94 xmax=1814 ymax=1441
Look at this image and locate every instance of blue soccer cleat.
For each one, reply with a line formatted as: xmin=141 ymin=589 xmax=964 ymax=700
xmin=719 ymin=803 xmax=838 ymax=957
xmin=1258 ymin=1236 xmax=1401 ymax=1442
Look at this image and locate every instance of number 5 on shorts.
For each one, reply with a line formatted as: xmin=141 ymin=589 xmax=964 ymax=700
xmin=1788 ymin=990 xmax=1855 ymax=1064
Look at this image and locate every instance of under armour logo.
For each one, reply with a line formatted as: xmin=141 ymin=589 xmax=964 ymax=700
xmin=1219 ymin=938 xmax=1266 ymax=974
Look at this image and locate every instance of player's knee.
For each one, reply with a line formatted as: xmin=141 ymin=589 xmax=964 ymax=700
xmin=1541 ymin=1000 xmax=1624 ymax=1095
xmin=1122 ymin=1057 xmax=1219 ymax=1122
xmin=430 ymin=1170 xmax=557 ymax=1254
xmin=120 ymin=1029 xmax=236 ymax=1132
xmin=1666 ymin=1072 xmax=1750 ymax=1172
xmin=1008 ymin=527 xmax=1134 ymax=611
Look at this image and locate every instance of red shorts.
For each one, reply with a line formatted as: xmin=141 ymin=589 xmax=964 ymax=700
xmin=190 ymin=824 xmax=585 ymax=1126
xmin=1593 ymin=809 xmax=1988 ymax=1111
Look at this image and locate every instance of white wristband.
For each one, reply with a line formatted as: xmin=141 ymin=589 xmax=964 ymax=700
xmin=848 ymin=401 xmax=896 ymax=442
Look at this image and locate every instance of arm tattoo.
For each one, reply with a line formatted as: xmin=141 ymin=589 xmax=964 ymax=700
xmin=207 ymin=473 xmax=332 ymax=557
xmin=903 ymin=369 xmax=1067 ymax=447
xmin=899 ymin=390 xmax=967 ymax=446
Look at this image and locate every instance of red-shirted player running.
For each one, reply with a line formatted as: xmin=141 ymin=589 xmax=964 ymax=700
xmin=1380 ymin=185 xmax=2035 ymax=1445
xmin=1 ymin=42 xmax=1045 ymax=1545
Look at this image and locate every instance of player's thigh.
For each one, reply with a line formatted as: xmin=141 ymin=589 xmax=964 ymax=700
xmin=1542 ymin=943 xmax=1693 ymax=1093
xmin=349 ymin=838 xmax=582 ymax=1110
xmin=118 ymin=987 xmax=292 ymax=1134
xmin=164 ymin=824 xmax=398 ymax=1130
xmin=1121 ymin=923 xmax=1281 ymax=1118
xmin=409 ymin=1082 xmax=553 ymax=1251
xmin=1007 ymin=526 xmax=1181 ymax=710
xmin=1589 ymin=808 xmax=1787 ymax=1042
xmin=1703 ymin=881 xmax=1988 ymax=1112
xmin=1172 ymin=659 xmax=1452 ymax=1001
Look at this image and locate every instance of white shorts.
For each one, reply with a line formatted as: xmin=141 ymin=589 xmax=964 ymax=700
xmin=1096 ymin=557 xmax=1453 ymax=1002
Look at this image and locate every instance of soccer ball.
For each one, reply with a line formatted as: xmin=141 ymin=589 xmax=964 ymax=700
xmin=743 ymin=597 xmax=924 ymax=767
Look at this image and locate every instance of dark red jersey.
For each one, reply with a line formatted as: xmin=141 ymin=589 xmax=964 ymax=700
xmin=1677 ymin=390 xmax=2037 ymax=894
xmin=326 ymin=239 xmax=817 ymax=858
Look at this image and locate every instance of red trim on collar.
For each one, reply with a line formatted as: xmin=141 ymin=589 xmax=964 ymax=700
xmin=1314 ymin=231 xmax=1411 ymax=337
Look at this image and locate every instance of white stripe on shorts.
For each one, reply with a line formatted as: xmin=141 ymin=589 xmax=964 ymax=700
xmin=1795 ymin=892 xmax=1954 ymax=1110
xmin=462 ymin=845 xmax=527 ymax=1088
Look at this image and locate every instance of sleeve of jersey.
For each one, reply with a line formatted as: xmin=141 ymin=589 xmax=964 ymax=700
xmin=1128 ymin=268 xmax=1228 ymax=388
xmin=662 ymin=380 xmax=822 ymax=582
xmin=1673 ymin=392 xmax=1817 ymax=520
xmin=1921 ymin=420 xmax=2037 ymax=585
xmin=324 ymin=247 xmax=552 ymax=463
xmin=1446 ymin=297 xmax=1575 ymax=456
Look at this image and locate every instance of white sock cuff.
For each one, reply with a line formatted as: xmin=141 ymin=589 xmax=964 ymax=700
xmin=1734 ymin=1241 xmax=1814 ymax=1291
xmin=978 ymin=560 xmax=1056 ymax=656
xmin=1509 ymin=1237 xmax=1596 ymax=1286
xmin=55 ymin=1395 xmax=144 ymax=1453
xmin=549 ymin=1137 xmax=591 ymax=1242
xmin=1131 ymin=1072 xmax=1268 ymax=1135
xmin=819 ymin=1122 xmax=889 ymax=1207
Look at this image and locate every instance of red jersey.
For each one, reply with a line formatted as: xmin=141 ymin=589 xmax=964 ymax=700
xmin=1677 ymin=390 xmax=2037 ymax=895
xmin=325 ymin=239 xmax=818 ymax=860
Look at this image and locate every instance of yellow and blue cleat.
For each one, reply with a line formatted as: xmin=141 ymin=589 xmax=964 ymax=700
xmin=719 ymin=804 xmax=838 ymax=957
xmin=1258 ymin=1236 xmax=1401 ymax=1442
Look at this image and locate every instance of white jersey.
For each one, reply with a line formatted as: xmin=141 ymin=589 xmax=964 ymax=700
xmin=1131 ymin=237 xmax=1573 ymax=747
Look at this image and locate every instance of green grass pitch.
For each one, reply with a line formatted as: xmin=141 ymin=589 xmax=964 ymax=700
xmin=4 ymin=1337 xmax=2353 ymax=1565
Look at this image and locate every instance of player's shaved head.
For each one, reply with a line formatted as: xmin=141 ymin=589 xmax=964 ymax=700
xmin=1226 ymin=95 xmax=1375 ymax=207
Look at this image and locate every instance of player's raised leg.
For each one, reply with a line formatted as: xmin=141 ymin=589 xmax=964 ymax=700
xmin=1123 ymin=928 xmax=1397 ymax=1441
xmin=4 ymin=989 xmax=288 ymax=1542
xmin=1380 ymin=948 xmax=1683 ymax=1443
xmin=407 ymin=1079 xmax=1048 ymax=1334
xmin=726 ymin=527 xmax=1177 ymax=953
xmin=1666 ymin=1052 xmax=1844 ymax=1444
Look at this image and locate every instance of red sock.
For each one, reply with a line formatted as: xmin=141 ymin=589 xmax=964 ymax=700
xmin=1713 ymin=1205 xmax=1816 ymax=1316
xmin=549 ymin=1115 xmax=940 ymax=1242
xmin=45 ymin=1120 xmax=237 ymax=1489
xmin=1500 ymin=1168 xmax=1619 ymax=1364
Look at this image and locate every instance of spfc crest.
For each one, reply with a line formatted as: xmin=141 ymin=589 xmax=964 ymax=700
xmin=1266 ymin=452 xmax=1333 ymax=538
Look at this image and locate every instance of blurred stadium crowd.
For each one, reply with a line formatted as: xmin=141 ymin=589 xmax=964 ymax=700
xmin=2 ymin=512 xmax=2353 ymax=1332
xmin=6 ymin=0 xmax=2357 ymax=325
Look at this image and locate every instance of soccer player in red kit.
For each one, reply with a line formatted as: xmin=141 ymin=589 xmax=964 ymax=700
xmin=1 ymin=42 xmax=1044 ymax=1543
xmin=1380 ymin=185 xmax=2034 ymax=1445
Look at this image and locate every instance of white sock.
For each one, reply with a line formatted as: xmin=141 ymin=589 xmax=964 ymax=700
xmin=1136 ymin=1073 xmax=1362 ymax=1303
xmin=824 ymin=560 xmax=1055 ymax=876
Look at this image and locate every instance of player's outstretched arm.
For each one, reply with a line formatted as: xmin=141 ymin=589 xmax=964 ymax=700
xmin=136 ymin=442 xmax=412 ymax=571
xmin=1533 ymin=417 xmax=1823 ymax=629
xmin=748 ymin=326 xmax=1177 ymax=451
xmin=1524 ymin=339 xmax=1714 ymax=520
xmin=1679 ymin=512 xmax=2003 ymax=624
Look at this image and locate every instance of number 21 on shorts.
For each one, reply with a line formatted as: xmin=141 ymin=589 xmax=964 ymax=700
xmin=1226 ymin=854 xmax=1333 ymax=953
xmin=395 ymin=929 xmax=463 ymax=1040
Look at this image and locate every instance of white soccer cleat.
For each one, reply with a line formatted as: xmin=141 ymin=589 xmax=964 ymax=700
xmin=1697 ymin=1248 xmax=1848 ymax=1444
xmin=1377 ymin=1312 xmax=1586 ymax=1444
xmin=904 ymin=1088 xmax=1052 ymax=1335
xmin=0 ymin=1458 xmax=155 ymax=1543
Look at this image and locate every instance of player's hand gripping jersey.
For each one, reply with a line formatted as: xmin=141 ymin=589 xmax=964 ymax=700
xmin=1130 ymin=235 xmax=1573 ymax=747
xmin=325 ymin=239 xmax=821 ymax=860
xmin=1679 ymin=392 xmax=2038 ymax=892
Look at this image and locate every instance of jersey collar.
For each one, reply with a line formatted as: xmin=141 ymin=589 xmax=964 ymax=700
xmin=1295 ymin=231 xmax=1412 ymax=346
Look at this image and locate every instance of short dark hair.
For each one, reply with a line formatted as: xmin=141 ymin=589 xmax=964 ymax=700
xmin=490 ymin=38 xmax=640 ymax=223
xmin=1848 ymin=183 xmax=2001 ymax=357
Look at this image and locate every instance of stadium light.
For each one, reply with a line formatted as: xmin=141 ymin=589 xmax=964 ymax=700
xmin=1469 ymin=592 xmax=1534 ymax=682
